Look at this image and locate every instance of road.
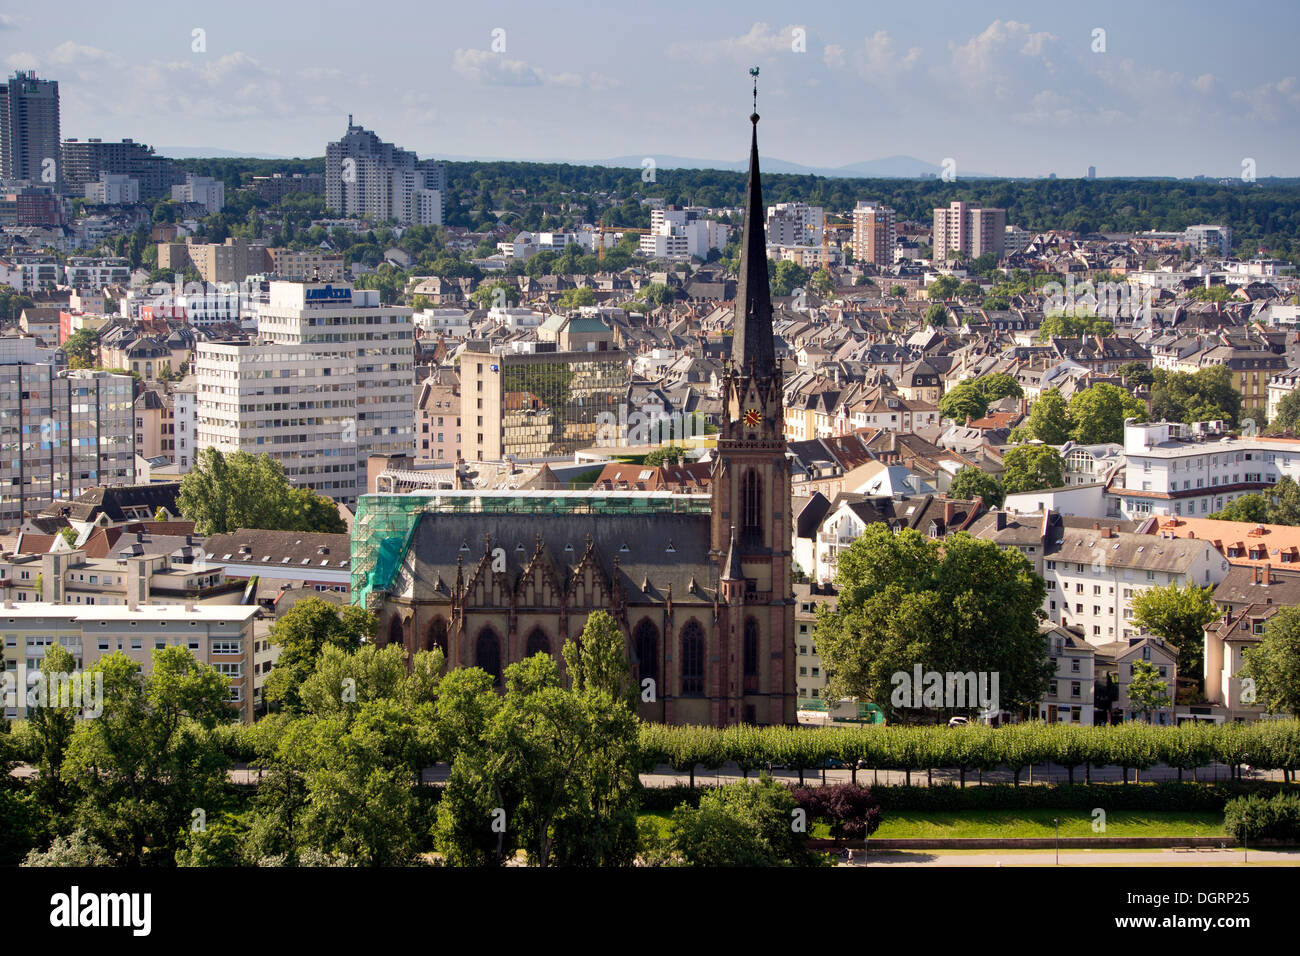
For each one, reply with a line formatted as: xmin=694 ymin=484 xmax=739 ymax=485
xmin=837 ymin=847 xmax=1300 ymax=866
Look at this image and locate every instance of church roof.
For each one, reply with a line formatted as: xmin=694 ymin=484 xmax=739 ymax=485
xmin=731 ymin=110 xmax=776 ymax=379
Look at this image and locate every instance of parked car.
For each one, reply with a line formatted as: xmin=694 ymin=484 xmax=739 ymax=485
xmin=947 ymin=716 xmax=969 ymax=728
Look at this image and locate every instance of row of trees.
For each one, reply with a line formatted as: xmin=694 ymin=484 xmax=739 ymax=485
xmin=1011 ymin=384 xmax=1146 ymax=445
xmin=639 ymin=720 xmax=1300 ymax=787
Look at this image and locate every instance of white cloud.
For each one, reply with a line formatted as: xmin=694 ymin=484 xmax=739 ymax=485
xmin=667 ymin=22 xmax=801 ymax=61
xmin=451 ymin=49 xmax=615 ymax=89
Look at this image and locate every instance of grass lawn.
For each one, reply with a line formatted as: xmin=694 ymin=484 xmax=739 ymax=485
xmin=872 ymin=810 xmax=1225 ymax=839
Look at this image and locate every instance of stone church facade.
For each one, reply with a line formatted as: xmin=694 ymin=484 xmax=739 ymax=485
xmin=366 ymin=109 xmax=796 ymax=726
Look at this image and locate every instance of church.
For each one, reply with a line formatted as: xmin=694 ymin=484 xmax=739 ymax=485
xmin=358 ymin=101 xmax=796 ymax=726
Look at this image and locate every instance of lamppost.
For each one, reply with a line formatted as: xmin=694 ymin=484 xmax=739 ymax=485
xmin=1054 ymin=817 xmax=1060 ymax=865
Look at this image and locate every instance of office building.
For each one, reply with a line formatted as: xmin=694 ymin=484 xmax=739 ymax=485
xmin=0 ymin=340 xmax=134 ymax=527
xmin=194 ymin=280 xmax=415 ymax=504
xmin=0 ymin=71 xmax=60 ymax=185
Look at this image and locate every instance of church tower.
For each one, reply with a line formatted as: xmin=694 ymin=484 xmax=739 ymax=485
xmin=711 ymin=76 xmax=797 ymax=726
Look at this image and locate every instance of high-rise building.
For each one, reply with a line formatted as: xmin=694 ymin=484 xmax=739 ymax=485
xmin=766 ymin=202 xmax=823 ymax=246
xmin=194 ymin=280 xmax=415 ymax=504
xmin=851 ymin=202 xmax=896 ymax=267
xmin=0 ymin=339 xmax=134 ymax=527
xmin=60 ymin=138 xmax=182 ymax=200
xmin=0 ymin=71 xmax=60 ymax=186
xmin=933 ymin=201 xmax=1006 ymax=261
xmin=325 ymin=118 xmax=443 ymax=225
xmin=171 ymin=173 xmax=225 ymax=213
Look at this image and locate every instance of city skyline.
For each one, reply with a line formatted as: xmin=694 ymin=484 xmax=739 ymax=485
xmin=1 ymin=0 xmax=1298 ymax=178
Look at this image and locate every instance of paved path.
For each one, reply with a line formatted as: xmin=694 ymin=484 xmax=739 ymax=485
xmin=837 ymin=847 xmax=1300 ymax=866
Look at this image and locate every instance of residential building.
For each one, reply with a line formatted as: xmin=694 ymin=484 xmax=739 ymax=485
xmin=933 ymin=201 xmax=1006 ymax=261
xmin=325 ymin=118 xmax=443 ymax=226
xmin=416 ymin=369 xmax=460 ymax=462
xmin=766 ymin=202 xmax=824 ymax=246
xmin=1039 ymin=622 xmax=1095 ymax=724
xmin=60 ymin=138 xmax=181 ymax=200
xmin=0 ymin=71 xmax=60 ymax=186
xmin=171 ymin=173 xmax=225 ymax=213
xmin=83 ymin=172 xmax=139 ymax=205
xmin=0 ymin=602 xmax=259 ymax=723
xmin=1184 ymin=224 xmax=1233 ymax=257
xmin=851 ymin=202 xmax=896 ymax=267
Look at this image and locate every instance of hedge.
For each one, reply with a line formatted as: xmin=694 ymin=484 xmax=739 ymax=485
xmin=1224 ymin=791 xmax=1300 ymax=843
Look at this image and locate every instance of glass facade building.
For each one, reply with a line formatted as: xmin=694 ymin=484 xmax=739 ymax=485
xmin=499 ymin=356 xmax=624 ymax=459
xmin=0 ymin=367 xmax=134 ymax=527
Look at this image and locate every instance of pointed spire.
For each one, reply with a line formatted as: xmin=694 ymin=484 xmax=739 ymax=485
xmin=732 ymin=71 xmax=775 ymax=379
xmin=722 ymin=524 xmax=744 ymax=581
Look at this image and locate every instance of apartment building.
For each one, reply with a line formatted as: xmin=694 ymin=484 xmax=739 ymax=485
xmin=1095 ymin=636 xmax=1180 ymax=725
xmin=1042 ymin=524 xmax=1229 ymax=645
xmin=195 ymin=281 xmax=414 ymax=504
xmin=325 ymin=119 xmax=443 ymax=226
xmin=171 ymin=174 xmax=224 ymax=214
xmin=60 ymin=137 xmax=181 ymax=200
xmin=63 ymin=256 xmax=130 ymax=291
xmin=1039 ymin=623 xmax=1096 ymax=724
xmin=1115 ymin=420 xmax=1300 ymax=519
xmin=793 ymin=582 xmax=834 ymax=707
xmin=267 ymin=248 xmax=345 ymax=282
xmin=1202 ymin=564 xmax=1293 ymax=722
xmin=933 ymin=201 xmax=1006 ymax=262
xmin=0 ymin=344 xmax=134 ymax=528
xmin=0 ymin=602 xmax=259 ymax=722
xmin=83 ymin=172 xmax=139 ymax=204
xmin=1184 ymin=224 xmax=1233 ymax=257
xmin=0 ymin=71 xmax=60 ymax=185
xmin=766 ymin=202 xmax=824 ymax=246
xmin=416 ymin=369 xmax=460 ymax=462
xmin=851 ymin=202 xmax=896 ymax=268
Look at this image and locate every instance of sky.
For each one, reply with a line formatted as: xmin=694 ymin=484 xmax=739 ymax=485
xmin=3 ymin=0 xmax=1299 ymax=178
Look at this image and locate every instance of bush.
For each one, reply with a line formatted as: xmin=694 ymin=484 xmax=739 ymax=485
xmin=1224 ymin=791 xmax=1300 ymax=843
xmin=791 ymin=783 xmax=884 ymax=841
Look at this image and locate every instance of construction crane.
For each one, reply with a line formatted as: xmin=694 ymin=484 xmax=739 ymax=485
xmin=598 ymin=225 xmax=652 ymax=262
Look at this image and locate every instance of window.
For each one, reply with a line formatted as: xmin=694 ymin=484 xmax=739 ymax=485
xmin=524 ymin=627 xmax=550 ymax=658
xmin=634 ymin=619 xmax=659 ymax=690
xmin=740 ymin=470 xmax=763 ymax=545
xmin=475 ymin=628 xmax=502 ymax=686
xmin=680 ymin=620 xmax=705 ymax=696
xmin=211 ymin=641 xmax=242 ymax=655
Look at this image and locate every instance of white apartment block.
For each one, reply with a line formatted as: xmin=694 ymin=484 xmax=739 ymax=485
xmin=1184 ymin=224 xmax=1232 ymax=257
xmin=63 ymin=256 xmax=130 ymax=290
xmin=1039 ymin=624 xmax=1095 ymax=724
xmin=324 ymin=120 xmax=444 ymax=226
xmin=84 ymin=173 xmax=138 ymax=205
xmin=171 ymin=174 xmax=225 ymax=214
xmin=645 ymin=207 xmax=729 ymax=259
xmin=1116 ymin=420 xmax=1300 ymax=519
xmin=766 ymin=202 xmax=824 ymax=246
xmin=196 ymin=281 xmax=414 ymax=504
xmin=0 ymin=602 xmax=259 ymax=723
xmin=1042 ymin=525 xmax=1229 ymax=645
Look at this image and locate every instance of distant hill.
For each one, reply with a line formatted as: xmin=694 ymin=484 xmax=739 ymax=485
xmin=157 ymin=146 xmax=291 ymax=160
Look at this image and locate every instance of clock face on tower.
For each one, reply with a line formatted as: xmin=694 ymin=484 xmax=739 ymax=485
xmin=743 ymin=407 xmax=762 ymax=428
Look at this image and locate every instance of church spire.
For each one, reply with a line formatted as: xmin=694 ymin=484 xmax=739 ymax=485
xmin=732 ymin=68 xmax=775 ymax=379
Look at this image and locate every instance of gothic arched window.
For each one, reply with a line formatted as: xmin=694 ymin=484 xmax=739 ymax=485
xmin=634 ymin=618 xmax=659 ymax=688
xmin=680 ymin=620 xmax=705 ymax=696
xmin=525 ymin=627 xmax=551 ymax=658
xmin=476 ymin=628 xmax=503 ymax=686
xmin=741 ymin=469 xmax=763 ymax=545
xmin=427 ymin=617 xmax=448 ymax=657
xmin=743 ymin=617 xmax=760 ymax=677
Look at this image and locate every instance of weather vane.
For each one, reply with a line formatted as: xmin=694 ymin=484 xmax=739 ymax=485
xmin=749 ymin=66 xmax=759 ymax=113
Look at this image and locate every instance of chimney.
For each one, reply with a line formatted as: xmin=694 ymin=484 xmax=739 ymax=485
xmin=1093 ymin=522 xmax=1100 ymax=531
xmin=1253 ymin=566 xmax=1261 ymax=585
xmin=1263 ymin=563 xmax=1271 ymax=587
xmin=944 ymin=499 xmax=957 ymax=525
xmin=995 ymin=510 xmax=1007 ymax=531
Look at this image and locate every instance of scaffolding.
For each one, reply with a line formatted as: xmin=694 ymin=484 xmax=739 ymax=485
xmin=351 ymin=490 xmax=712 ymax=609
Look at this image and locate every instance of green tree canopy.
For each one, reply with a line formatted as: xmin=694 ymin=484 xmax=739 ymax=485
xmin=1150 ymin=366 xmax=1242 ymax=428
xmin=813 ymin=525 xmax=1049 ymax=723
xmin=1000 ymin=444 xmax=1065 ymax=495
xmin=938 ymin=380 xmax=988 ymax=423
xmin=177 ymin=448 xmax=346 ymax=535
xmin=1126 ymin=659 xmax=1172 ymax=723
xmin=1013 ymin=388 xmax=1072 ymax=444
xmin=1130 ymin=583 xmax=1220 ymax=691
xmin=948 ymin=467 xmax=1004 ymax=507
xmin=1242 ymin=606 xmax=1300 ymax=717
xmin=1067 ymin=383 xmax=1147 ymax=444
xmin=263 ymin=598 xmax=377 ymax=711
xmin=924 ymin=302 xmax=948 ymax=327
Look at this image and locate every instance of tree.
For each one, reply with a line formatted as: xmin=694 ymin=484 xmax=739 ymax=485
xmin=813 ymin=525 xmax=1048 ymax=724
xmin=928 ymin=276 xmax=960 ymax=300
xmin=264 ymin=599 xmax=377 ymax=711
xmin=471 ymin=280 xmax=521 ymax=310
xmin=808 ymin=268 xmax=833 ymax=297
xmin=1067 ymin=383 xmax=1147 ymax=444
xmin=791 ymin=782 xmax=884 ymax=843
xmin=1126 ymin=659 xmax=1171 ymax=723
xmin=924 ymin=302 xmax=948 ymax=328
xmin=1130 ymin=583 xmax=1219 ymax=690
xmin=1037 ymin=313 xmax=1114 ymax=339
xmin=177 ymin=448 xmax=345 ymax=534
xmin=62 ymin=648 xmax=232 ymax=865
xmin=1015 ymin=388 xmax=1071 ymax=444
xmin=1150 ymin=366 xmax=1241 ymax=428
xmin=655 ymin=776 xmax=817 ymax=866
xmin=1210 ymin=494 xmax=1270 ymax=523
xmin=434 ymin=613 xmax=640 ymax=867
xmin=938 ymin=381 xmax=988 ymax=423
xmin=889 ymin=285 xmax=905 ymax=298
xmin=1117 ymin=361 xmax=1154 ymax=388
xmin=1001 ymin=445 xmax=1065 ymax=495
xmin=643 ymin=445 xmax=688 ymax=467
xmin=1274 ymin=389 xmax=1300 ymax=432
xmin=769 ymin=259 xmax=809 ymax=297
xmin=973 ymin=372 xmax=1024 ymax=404
xmin=557 ymin=286 xmax=597 ymax=309
xmin=24 ymin=644 xmax=80 ymax=815
xmin=62 ymin=328 xmax=99 ymax=369
xmin=1242 ymin=606 xmax=1300 ymax=717
xmin=948 ymin=467 xmax=1004 ymax=507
